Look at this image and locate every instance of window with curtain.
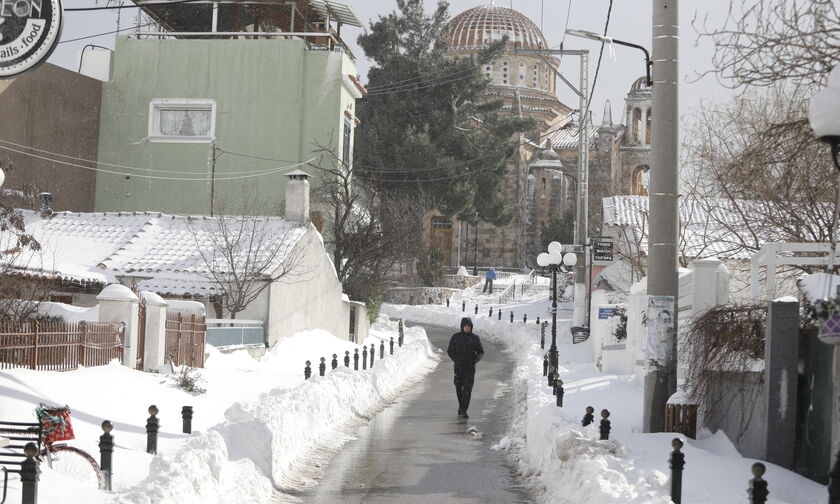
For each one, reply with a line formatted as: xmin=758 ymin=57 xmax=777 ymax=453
xmin=149 ymin=99 xmax=215 ymax=142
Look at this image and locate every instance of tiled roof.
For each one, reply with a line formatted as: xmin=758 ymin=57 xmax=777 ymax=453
xmin=602 ymin=195 xmax=773 ymax=260
xmin=549 ymin=122 xmax=599 ymax=150
xmin=3 ymin=210 xmax=306 ymax=294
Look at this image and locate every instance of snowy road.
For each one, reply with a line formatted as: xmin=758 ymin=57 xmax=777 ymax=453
xmin=296 ymin=323 xmax=531 ymax=503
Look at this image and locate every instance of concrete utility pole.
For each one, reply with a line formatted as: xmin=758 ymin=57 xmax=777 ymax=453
xmin=643 ymin=0 xmax=679 ymax=433
xmin=516 ymin=48 xmax=589 ymax=326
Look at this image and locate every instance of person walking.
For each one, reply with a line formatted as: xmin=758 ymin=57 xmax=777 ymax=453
xmin=447 ymin=317 xmax=484 ymax=418
xmin=482 ymin=268 xmax=496 ymax=294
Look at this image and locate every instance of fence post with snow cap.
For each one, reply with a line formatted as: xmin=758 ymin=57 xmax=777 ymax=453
xmin=99 ymin=420 xmax=114 ymax=491
xmin=181 ymin=406 xmax=193 ymax=434
xmin=390 ymin=337 xmax=394 ymax=355
xmin=555 ymin=378 xmax=564 ymax=407
xmin=331 ymin=354 xmax=338 ymax=370
xmin=21 ymin=442 xmax=39 ymax=504
xmin=582 ymin=406 xmax=595 ymax=426
xmin=669 ymin=438 xmax=684 ymax=504
xmin=599 ymin=409 xmax=611 ymax=440
xmin=146 ymin=405 xmax=159 ymax=455
xmin=362 ymin=347 xmax=368 ymax=370
xmin=319 ymin=357 xmax=326 ymax=376
xmin=543 ymin=354 xmax=548 ymax=376
xmin=749 ymin=463 xmax=768 ymax=504
xmin=305 ymin=361 xmax=312 ymax=379
xmin=354 ymin=350 xmax=359 ymax=370
xmin=370 ymin=344 xmax=375 ymax=367
xmin=344 ymin=351 xmax=350 ymax=367
xmin=380 ymin=341 xmax=385 ymax=359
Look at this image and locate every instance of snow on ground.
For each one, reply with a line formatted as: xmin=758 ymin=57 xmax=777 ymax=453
xmin=383 ymin=301 xmax=827 ymax=504
xmin=0 ymin=315 xmax=438 ymax=504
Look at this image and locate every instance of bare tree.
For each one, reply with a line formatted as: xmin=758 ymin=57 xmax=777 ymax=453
xmin=693 ymin=0 xmax=840 ymax=91
xmin=311 ymin=149 xmax=430 ymax=318
xmin=189 ymin=214 xmax=307 ymax=319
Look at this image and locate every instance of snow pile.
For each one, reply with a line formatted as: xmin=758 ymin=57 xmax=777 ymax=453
xmin=0 ymin=315 xmax=437 ymax=504
xmin=385 ymin=302 xmax=827 ymax=504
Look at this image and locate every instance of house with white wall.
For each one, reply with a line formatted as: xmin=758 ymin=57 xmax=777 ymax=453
xmin=0 ymin=172 xmax=368 ymax=346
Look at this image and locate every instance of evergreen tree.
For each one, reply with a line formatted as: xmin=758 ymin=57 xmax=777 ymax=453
xmin=354 ymin=0 xmax=534 ymax=226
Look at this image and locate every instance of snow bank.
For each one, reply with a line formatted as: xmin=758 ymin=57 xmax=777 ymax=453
xmin=37 ymin=301 xmax=99 ymax=322
xmin=386 ymin=302 xmax=827 ymax=504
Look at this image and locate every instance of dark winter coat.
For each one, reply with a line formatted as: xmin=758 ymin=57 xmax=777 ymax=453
xmin=447 ymin=317 xmax=485 ymax=368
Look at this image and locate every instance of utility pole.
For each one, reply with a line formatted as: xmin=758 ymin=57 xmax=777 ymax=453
xmin=516 ymin=48 xmax=589 ymax=327
xmin=644 ymin=0 xmax=679 ymax=433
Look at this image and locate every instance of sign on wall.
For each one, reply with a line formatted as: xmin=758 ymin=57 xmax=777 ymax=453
xmin=592 ymin=238 xmax=614 ymax=265
xmin=0 ymin=0 xmax=63 ymax=79
xmin=598 ymin=307 xmax=616 ymax=319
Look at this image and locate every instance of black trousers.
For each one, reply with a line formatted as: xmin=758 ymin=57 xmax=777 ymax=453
xmin=454 ymin=365 xmax=476 ymax=412
xmin=482 ymin=279 xmax=493 ymax=294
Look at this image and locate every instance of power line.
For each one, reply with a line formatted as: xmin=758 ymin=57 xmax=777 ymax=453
xmin=65 ymin=0 xmax=204 ymax=11
xmin=583 ymin=0 xmax=613 ymax=121
xmin=58 ymin=22 xmax=156 ymax=44
xmin=365 ymin=49 xmax=501 ymax=93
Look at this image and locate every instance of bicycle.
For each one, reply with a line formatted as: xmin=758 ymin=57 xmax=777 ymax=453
xmin=35 ymin=404 xmax=104 ymax=490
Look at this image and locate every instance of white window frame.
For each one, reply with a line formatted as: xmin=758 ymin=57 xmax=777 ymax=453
xmin=148 ymin=98 xmax=216 ymax=143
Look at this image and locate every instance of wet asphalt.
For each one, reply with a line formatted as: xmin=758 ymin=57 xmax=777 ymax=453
xmin=297 ymin=323 xmax=531 ymax=503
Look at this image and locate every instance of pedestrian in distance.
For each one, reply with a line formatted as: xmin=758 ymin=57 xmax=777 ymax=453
xmin=482 ymin=268 xmax=496 ymax=294
xmin=447 ymin=317 xmax=484 ymax=418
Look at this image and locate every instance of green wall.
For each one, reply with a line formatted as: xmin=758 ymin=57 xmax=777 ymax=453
xmin=95 ymin=37 xmax=358 ymax=215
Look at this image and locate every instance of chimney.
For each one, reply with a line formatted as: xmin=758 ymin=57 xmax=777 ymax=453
xmin=285 ymin=170 xmax=310 ymax=225
xmin=39 ymin=192 xmax=53 ymax=218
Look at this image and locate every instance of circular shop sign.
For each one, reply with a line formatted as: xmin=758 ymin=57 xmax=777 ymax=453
xmin=0 ymin=0 xmax=63 ymax=79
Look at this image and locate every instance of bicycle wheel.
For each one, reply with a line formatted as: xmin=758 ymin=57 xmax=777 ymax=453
xmin=40 ymin=445 xmax=104 ymax=490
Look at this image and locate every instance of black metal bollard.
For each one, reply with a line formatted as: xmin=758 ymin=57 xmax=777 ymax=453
xmin=555 ymin=378 xmax=564 ymax=407
xmin=670 ymin=438 xmax=685 ymax=504
xmin=536 ymin=317 xmax=540 ymax=325
xmin=99 ymin=420 xmax=114 ymax=491
xmin=541 ymin=322 xmax=546 ymax=349
xmin=370 ymin=344 xmax=375 ymax=367
xmin=462 ymin=300 xmax=466 ymax=312
xmin=498 ymin=310 xmax=502 ymax=321
xmin=475 ymin=304 xmax=478 ymax=315
xmin=599 ymin=409 xmax=611 ymax=440
xmin=362 ymin=346 xmax=368 ymax=370
xmin=354 ymin=349 xmax=359 ymax=370
xmin=390 ymin=337 xmax=394 ymax=354
xmin=380 ymin=341 xmax=385 ymax=359
xmin=547 ymin=366 xmax=555 ymax=387
xmin=344 ymin=351 xmax=350 ymax=367
xmin=331 ymin=354 xmax=338 ymax=370
xmin=21 ymin=442 xmax=39 ymax=504
xmin=510 ymin=312 xmax=514 ymax=323
xmin=146 ymin=405 xmax=159 ymax=455
xmin=446 ymin=298 xmax=450 ymax=308
xmin=305 ymin=360 xmax=312 ymax=379
xmin=181 ymin=406 xmax=193 ymax=434
xmin=543 ymin=354 xmax=548 ymax=376
xmin=582 ymin=406 xmax=595 ymax=426
xmin=489 ymin=308 xmax=493 ymax=317
xmin=398 ymin=319 xmax=404 ymax=347
xmin=319 ymin=357 xmax=326 ymax=376
xmin=523 ymin=313 xmax=527 ymax=323
xmin=748 ymin=463 xmax=769 ymax=504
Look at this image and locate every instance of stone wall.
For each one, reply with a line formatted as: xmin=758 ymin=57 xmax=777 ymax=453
xmin=440 ymin=274 xmax=482 ymax=290
xmin=384 ymin=287 xmax=461 ymax=306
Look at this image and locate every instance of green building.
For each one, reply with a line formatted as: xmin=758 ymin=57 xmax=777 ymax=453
xmin=95 ymin=0 xmax=364 ymax=215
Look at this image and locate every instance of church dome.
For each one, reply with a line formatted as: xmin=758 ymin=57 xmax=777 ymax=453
xmin=448 ymin=5 xmax=548 ymax=51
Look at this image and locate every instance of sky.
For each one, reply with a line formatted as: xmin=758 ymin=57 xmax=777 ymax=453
xmin=49 ymin=0 xmax=739 ymax=124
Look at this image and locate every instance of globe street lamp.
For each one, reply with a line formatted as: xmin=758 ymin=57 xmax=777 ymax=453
xmin=808 ymin=64 xmax=840 ymax=504
xmin=537 ymin=241 xmax=577 ymax=385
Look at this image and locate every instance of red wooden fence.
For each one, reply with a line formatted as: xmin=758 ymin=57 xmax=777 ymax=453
xmin=0 ymin=320 xmax=125 ymax=371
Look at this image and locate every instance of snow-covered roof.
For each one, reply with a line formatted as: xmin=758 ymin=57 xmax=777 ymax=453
xmin=602 ymin=195 xmax=764 ymax=260
xmin=549 ymin=121 xmax=599 ymax=150
xmin=2 ymin=210 xmax=307 ymax=296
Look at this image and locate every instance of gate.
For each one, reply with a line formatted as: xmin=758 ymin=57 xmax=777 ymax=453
xmin=164 ymin=313 xmax=207 ymax=368
xmin=136 ymin=298 xmax=147 ymax=370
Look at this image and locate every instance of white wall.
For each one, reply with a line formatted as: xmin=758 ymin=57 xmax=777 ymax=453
xmin=265 ymin=227 xmax=352 ymax=346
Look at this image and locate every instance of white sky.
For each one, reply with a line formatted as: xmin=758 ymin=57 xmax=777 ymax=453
xmin=49 ymin=0 xmax=738 ymax=123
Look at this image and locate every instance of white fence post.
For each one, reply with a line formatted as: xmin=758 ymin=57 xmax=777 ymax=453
xmin=141 ymin=291 xmax=168 ymax=371
xmin=97 ymin=284 xmax=139 ymax=368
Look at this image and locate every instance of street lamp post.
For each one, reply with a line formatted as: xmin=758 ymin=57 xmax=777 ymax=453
xmin=537 ymin=241 xmax=578 ymax=385
xmin=565 ymin=29 xmax=653 ymax=87
xmin=808 ymin=64 xmax=840 ymax=504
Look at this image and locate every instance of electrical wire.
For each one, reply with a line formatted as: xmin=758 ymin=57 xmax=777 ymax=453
xmin=0 ymin=142 xmax=314 ymax=181
xmin=364 ymin=49 xmax=502 ymax=93
xmin=582 ymin=0 xmax=613 ymax=123
xmin=65 ymin=0 xmax=204 ymax=11
xmin=58 ymin=22 xmax=156 ymax=44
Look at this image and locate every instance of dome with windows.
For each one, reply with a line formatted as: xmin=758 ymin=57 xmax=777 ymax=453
xmin=448 ymin=5 xmax=547 ymax=50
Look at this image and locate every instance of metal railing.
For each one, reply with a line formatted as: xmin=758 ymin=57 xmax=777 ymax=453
xmin=205 ymin=319 xmax=265 ymax=348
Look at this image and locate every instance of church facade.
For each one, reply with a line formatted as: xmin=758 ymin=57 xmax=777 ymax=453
xmin=426 ymin=4 xmax=652 ymax=270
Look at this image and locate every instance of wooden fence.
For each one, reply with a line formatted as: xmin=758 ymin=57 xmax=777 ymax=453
xmin=165 ymin=313 xmax=207 ymax=368
xmin=0 ymin=320 xmax=125 ymax=371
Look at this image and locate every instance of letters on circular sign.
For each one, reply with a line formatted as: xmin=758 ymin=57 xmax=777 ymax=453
xmin=0 ymin=0 xmax=63 ymax=79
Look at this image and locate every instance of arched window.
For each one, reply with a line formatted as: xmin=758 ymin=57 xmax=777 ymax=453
xmin=631 ymin=165 xmax=650 ymax=195
xmin=632 ymin=108 xmax=642 ymax=144
xmin=645 ymin=108 xmax=652 ymax=144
